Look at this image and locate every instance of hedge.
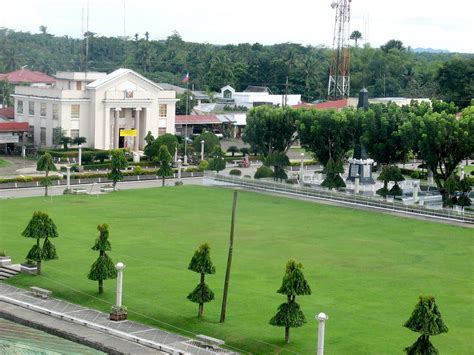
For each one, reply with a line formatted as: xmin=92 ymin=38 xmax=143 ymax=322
xmin=0 ymin=175 xmax=62 ymax=183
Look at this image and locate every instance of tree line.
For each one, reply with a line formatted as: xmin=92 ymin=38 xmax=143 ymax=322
xmin=243 ymin=99 xmax=474 ymax=202
xmin=0 ymin=28 xmax=472 ymax=106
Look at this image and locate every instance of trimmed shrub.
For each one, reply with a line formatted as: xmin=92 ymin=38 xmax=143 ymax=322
xmin=254 ymin=166 xmax=274 ymax=179
xmin=198 ymin=160 xmax=209 ymax=171
xmin=229 ymin=169 xmax=242 ymax=176
xmin=81 ymin=152 xmax=94 ymax=164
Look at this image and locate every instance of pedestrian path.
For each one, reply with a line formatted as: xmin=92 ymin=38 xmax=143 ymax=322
xmin=0 ymin=282 xmax=234 ymax=354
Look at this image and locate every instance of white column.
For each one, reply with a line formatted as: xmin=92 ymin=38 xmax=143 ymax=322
xmin=104 ymin=107 xmax=111 ymax=150
xmin=300 ymin=152 xmax=305 ymax=182
xmin=115 ymin=262 xmax=125 ymax=307
xmin=114 ymin=108 xmax=121 ymax=149
xmin=177 ymin=159 xmax=182 ymax=182
xmin=201 ymin=140 xmax=205 ymax=161
xmin=66 ymin=166 xmax=71 ymax=190
xmin=21 ymin=145 xmax=26 ymax=158
xmin=355 ymin=174 xmax=360 ymax=194
xmin=317 ymin=313 xmax=328 ymax=355
xmin=174 ymin=146 xmax=178 ymax=163
xmin=413 ymin=181 xmax=419 ymax=202
xmin=134 ymin=108 xmax=141 ymax=152
xmin=460 ymin=166 xmax=465 ymax=180
xmin=78 ymin=144 xmax=82 ymax=166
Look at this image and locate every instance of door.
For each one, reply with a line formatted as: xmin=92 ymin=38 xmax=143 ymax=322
xmin=119 ymin=128 xmax=125 ymax=148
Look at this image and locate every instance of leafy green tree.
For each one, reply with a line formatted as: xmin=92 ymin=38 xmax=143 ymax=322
xmin=176 ymin=92 xmax=197 ymax=115
xmin=243 ymin=106 xmax=297 ymax=157
xmin=227 ymin=146 xmax=239 ymax=157
xmin=457 ymin=177 xmax=472 ymax=210
xmin=381 ymin=39 xmax=405 ymax=53
xmin=156 ymin=145 xmax=173 ymax=186
xmin=270 ymin=260 xmax=311 ymax=344
xmin=265 ymin=151 xmax=290 ymax=182
xmin=321 ymin=157 xmax=346 ymax=190
xmin=108 ymin=149 xmax=128 ymax=189
xmin=187 ymin=243 xmax=216 ymax=317
xmin=404 ymin=296 xmax=448 ymax=355
xmin=436 ymin=56 xmax=474 ymax=108
xmin=239 ymin=147 xmax=250 ymax=156
xmin=350 ymin=30 xmax=362 ymax=46
xmin=207 ymin=147 xmax=226 ymax=173
xmin=144 ymin=133 xmax=178 ymax=160
xmin=193 ymin=131 xmax=220 ymax=157
xmin=36 ymin=152 xmax=56 ymax=197
xmin=376 ymin=165 xmax=405 ymax=197
xmin=22 ymin=211 xmax=59 ymax=275
xmin=73 ymin=136 xmax=87 ymax=145
xmin=88 ymin=224 xmax=117 ymax=294
xmin=95 ymin=151 xmax=109 ymax=163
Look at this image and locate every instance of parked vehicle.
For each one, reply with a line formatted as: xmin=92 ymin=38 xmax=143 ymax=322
xmin=212 ymin=130 xmax=224 ymax=139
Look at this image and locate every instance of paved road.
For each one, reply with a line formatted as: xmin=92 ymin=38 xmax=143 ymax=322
xmin=0 ymin=177 xmax=203 ymax=199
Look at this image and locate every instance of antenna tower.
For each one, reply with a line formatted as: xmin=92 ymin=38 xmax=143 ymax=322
xmin=328 ymin=0 xmax=351 ymax=100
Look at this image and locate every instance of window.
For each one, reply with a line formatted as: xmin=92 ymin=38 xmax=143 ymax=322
xmin=52 ymin=127 xmax=61 ymax=145
xmin=53 ymin=104 xmax=59 ymax=120
xmin=76 ymin=81 xmax=82 ymax=90
xmin=70 ymin=129 xmax=79 ymax=138
xmin=40 ymin=103 xmax=47 ymax=117
xmin=40 ymin=127 xmax=46 ymax=145
xmin=29 ymin=101 xmax=35 ymax=115
xmin=29 ymin=125 xmax=35 ymax=143
xmin=223 ymin=89 xmax=232 ymax=99
xmin=159 ymin=104 xmax=167 ymax=117
xmin=17 ymin=100 xmax=23 ymax=114
xmin=71 ymin=104 xmax=80 ymax=118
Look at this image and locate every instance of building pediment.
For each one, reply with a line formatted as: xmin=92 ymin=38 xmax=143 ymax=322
xmin=87 ymin=68 xmax=164 ymax=92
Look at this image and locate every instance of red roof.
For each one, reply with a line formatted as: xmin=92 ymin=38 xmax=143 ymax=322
xmin=176 ymin=115 xmax=221 ymax=124
xmin=0 ymin=107 xmax=14 ymax=119
xmin=0 ymin=122 xmax=30 ymax=132
xmin=0 ymin=68 xmax=55 ymax=85
xmin=292 ymin=99 xmax=348 ymax=110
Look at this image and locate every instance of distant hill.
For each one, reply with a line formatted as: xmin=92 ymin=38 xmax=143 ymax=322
xmin=414 ymin=48 xmax=450 ymax=54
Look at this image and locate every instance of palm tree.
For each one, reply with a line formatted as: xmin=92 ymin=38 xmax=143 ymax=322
xmin=36 ymin=153 xmax=56 ymax=197
xmin=350 ymin=30 xmax=363 ymax=46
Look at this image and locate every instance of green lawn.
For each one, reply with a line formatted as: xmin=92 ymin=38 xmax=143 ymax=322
xmin=0 ymin=158 xmax=11 ymax=168
xmin=1 ymin=186 xmax=473 ymax=354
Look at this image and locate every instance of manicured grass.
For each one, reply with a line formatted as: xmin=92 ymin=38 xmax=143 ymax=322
xmin=1 ymin=186 xmax=473 ymax=354
xmin=0 ymin=158 xmax=11 ymax=168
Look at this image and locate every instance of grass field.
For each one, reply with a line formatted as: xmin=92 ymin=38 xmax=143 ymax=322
xmin=1 ymin=186 xmax=473 ymax=354
xmin=0 ymin=158 xmax=11 ymax=168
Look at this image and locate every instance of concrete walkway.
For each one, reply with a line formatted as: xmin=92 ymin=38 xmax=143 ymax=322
xmin=0 ymin=282 xmax=232 ymax=354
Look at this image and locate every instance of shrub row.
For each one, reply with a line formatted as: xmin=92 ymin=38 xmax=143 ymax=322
xmin=0 ymin=175 xmax=62 ymax=183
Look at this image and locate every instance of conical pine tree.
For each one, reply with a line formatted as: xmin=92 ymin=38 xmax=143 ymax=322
xmin=270 ymin=260 xmax=312 ymax=344
xmin=88 ymin=224 xmax=117 ymax=294
xmin=404 ymin=296 xmax=448 ymax=354
xmin=22 ymin=211 xmax=59 ymax=275
xmin=187 ymin=243 xmax=216 ymax=317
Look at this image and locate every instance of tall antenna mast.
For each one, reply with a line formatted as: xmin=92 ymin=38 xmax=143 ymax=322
xmin=327 ymin=0 xmax=351 ymax=100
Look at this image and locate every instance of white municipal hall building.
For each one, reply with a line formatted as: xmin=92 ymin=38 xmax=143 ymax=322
xmin=12 ymin=68 xmax=177 ymax=151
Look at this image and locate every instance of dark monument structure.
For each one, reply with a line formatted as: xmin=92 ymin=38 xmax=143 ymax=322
xmin=346 ymin=88 xmax=375 ymax=184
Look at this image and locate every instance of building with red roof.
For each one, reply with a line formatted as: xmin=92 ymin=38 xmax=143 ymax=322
xmin=0 ymin=107 xmax=15 ymax=120
xmin=0 ymin=68 xmax=55 ymax=86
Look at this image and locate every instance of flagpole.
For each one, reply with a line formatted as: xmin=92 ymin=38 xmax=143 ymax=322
xmin=184 ymin=72 xmax=189 ymax=165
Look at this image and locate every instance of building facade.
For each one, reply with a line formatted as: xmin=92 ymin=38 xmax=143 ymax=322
xmin=12 ymin=68 xmax=177 ymax=151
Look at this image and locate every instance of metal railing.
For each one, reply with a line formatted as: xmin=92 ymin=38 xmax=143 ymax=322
xmin=206 ymin=173 xmax=474 ymax=224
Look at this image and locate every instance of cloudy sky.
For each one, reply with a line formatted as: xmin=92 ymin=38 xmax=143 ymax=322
xmin=1 ymin=0 xmax=472 ymax=53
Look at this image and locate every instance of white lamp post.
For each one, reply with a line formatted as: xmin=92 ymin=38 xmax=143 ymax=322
xmin=355 ymin=173 xmax=360 ymax=194
xmin=460 ymin=165 xmax=465 ymax=180
xmin=115 ymin=262 xmax=125 ymax=307
xmin=316 ymin=312 xmax=328 ymax=355
xmin=201 ymin=140 xmax=205 ymax=161
xmin=66 ymin=166 xmax=71 ymax=190
xmin=78 ymin=144 xmax=82 ymax=166
xmin=177 ymin=159 xmax=182 ymax=183
xmin=174 ymin=146 xmax=178 ymax=163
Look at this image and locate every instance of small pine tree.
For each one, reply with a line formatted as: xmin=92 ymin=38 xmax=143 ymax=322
xmin=404 ymin=296 xmax=448 ymax=354
xmin=187 ymin=243 xmax=216 ymax=317
xmin=270 ymin=260 xmax=312 ymax=344
xmin=156 ymin=145 xmax=173 ymax=186
xmin=36 ymin=153 xmax=56 ymax=196
xmin=88 ymin=224 xmax=117 ymax=294
xmin=108 ymin=149 xmax=128 ymax=189
xmin=22 ymin=211 xmax=59 ymax=275
xmin=321 ymin=158 xmax=346 ymax=190
xmin=265 ymin=151 xmax=290 ymax=182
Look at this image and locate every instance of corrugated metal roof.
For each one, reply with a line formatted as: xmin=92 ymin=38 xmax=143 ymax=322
xmin=175 ymin=115 xmax=221 ymax=124
xmin=0 ymin=69 xmax=55 ymax=84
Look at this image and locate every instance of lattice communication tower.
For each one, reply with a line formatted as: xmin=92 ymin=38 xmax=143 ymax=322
xmin=328 ymin=0 xmax=351 ymax=100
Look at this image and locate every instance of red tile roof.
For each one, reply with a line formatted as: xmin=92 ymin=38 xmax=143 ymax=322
xmin=292 ymin=99 xmax=348 ymax=110
xmin=176 ymin=115 xmax=221 ymax=124
xmin=0 ymin=107 xmax=15 ymax=119
xmin=0 ymin=68 xmax=55 ymax=84
xmin=0 ymin=122 xmax=30 ymax=132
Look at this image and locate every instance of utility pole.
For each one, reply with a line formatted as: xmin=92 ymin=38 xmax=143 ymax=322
xmin=284 ymin=76 xmax=289 ymax=107
xmin=220 ymin=191 xmax=238 ymax=323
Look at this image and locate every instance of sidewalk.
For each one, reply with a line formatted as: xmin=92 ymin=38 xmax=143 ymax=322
xmin=0 ymin=282 xmax=232 ymax=354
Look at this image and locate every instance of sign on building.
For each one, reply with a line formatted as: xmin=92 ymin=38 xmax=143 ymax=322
xmin=0 ymin=133 xmax=19 ymax=143
xmin=119 ymin=129 xmax=137 ymax=137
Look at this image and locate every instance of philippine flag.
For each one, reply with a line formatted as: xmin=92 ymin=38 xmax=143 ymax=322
xmin=182 ymin=72 xmax=189 ymax=83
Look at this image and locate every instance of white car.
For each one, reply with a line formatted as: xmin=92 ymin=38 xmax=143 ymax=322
xmin=212 ymin=130 xmax=224 ymax=139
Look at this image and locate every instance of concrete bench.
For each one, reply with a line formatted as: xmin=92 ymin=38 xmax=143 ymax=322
xmin=30 ymin=286 xmax=52 ymax=299
xmin=100 ymin=186 xmax=114 ymax=193
xmin=196 ymin=334 xmax=225 ymax=348
xmin=73 ymin=189 xmax=88 ymax=195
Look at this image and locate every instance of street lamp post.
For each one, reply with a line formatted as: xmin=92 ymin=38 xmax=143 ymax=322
xmin=66 ymin=166 xmax=71 ymax=191
xmin=177 ymin=159 xmax=182 ymax=183
xmin=78 ymin=144 xmax=82 ymax=166
xmin=300 ymin=152 xmax=305 ymax=183
xmin=316 ymin=312 xmax=329 ymax=355
xmin=201 ymin=140 xmax=205 ymax=161
xmin=110 ymin=262 xmax=127 ymax=321
xmin=355 ymin=173 xmax=360 ymax=194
